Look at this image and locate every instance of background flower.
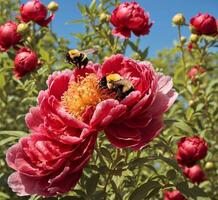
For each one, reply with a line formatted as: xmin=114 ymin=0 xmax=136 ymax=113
xmin=176 ymin=136 xmax=208 ymax=167
xmin=183 ymin=165 xmax=207 ymax=184
xmin=190 ymin=13 xmax=217 ymax=36
xmin=110 ymin=2 xmax=153 ymax=38
xmin=164 ymin=190 xmax=187 ymax=200
xmin=14 ymin=48 xmax=39 ymax=79
xmin=19 ymin=0 xmax=55 ymax=26
xmin=0 ymin=21 xmax=21 ymax=51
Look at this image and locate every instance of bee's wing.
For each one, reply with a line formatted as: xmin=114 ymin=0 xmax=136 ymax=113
xmin=82 ymin=48 xmax=98 ymax=55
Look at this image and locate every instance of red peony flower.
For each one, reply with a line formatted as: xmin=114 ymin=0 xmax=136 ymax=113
xmin=176 ymin=136 xmax=208 ymax=167
xmin=6 ymin=132 xmax=97 ymax=196
xmin=19 ymin=0 xmax=55 ymax=26
xmin=14 ymin=48 xmax=39 ymax=79
xmin=0 ymin=21 xmax=21 ymax=51
xmin=190 ymin=13 xmax=217 ymax=36
xmin=187 ymin=65 xmax=206 ymax=81
xmin=164 ymin=190 xmax=187 ymax=200
xmin=183 ymin=165 xmax=207 ymax=184
xmin=110 ymin=2 xmax=153 ymax=38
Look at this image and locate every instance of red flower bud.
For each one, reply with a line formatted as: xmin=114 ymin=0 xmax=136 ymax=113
xmin=164 ymin=190 xmax=187 ymax=200
xmin=183 ymin=165 xmax=207 ymax=184
xmin=187 ymin=65 xmax=206 ymax=81
xmin=14 ymin=48 xmax=38 ymax=79
xmin=0 ymin=21 xmax=21 ymax=51
xmin=190 ymin=13 xmax=217 ymax=36
xmin=19 ymin=0 xmax=55 ymax=26
xmin=110 ymin=2 xmax=153 ymax=38
xmin=176 ymin=136 xmax=208 ymax=167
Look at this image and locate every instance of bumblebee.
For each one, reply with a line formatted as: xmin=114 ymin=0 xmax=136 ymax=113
xmin=66 ymin=48 xmax=97 ymax=69
xmin=99 ymin=73 xmax=134 ymax=99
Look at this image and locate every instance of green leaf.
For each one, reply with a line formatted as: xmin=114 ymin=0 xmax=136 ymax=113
xmin=176 ymin=182 xmax=208 ymax=199
xmin=100 ymin=147 xmax=112 ymax=162
xmin=0 ymin=137 xmax=17 ymax=146
xmin=186 ymin=107 xmax=194 ymax=121
xmin=129 ymin=180 xmax=161 ymax=200
xmin=0 ymin=130 xmax=28 ymax=137
xmin=156 ymin=155 xmax=181 ymax=172
xmin=77 ymin=2 xmax=86 ymax=15
xmin=0 ymin=72 xmax=5 ymax=89
xmin=128 ymin=41 xmax=138 ymax=52
xmin=39 ymin=48 xmax=49 ymax=62
xmin=173 ymin=120 xmax=193 ymax=133
xmin=128 ymin=157 xmax=153 ymax=169
xmin=111 ymin=180 xmax=122 ymax=200
xmin=0 ymin=192 xmax=10 ymax=199
xmin=85 ymin=173 xmax=99 ymax=195
xmin=67 ymin=19 xmax=89 ymax=24
xmin=89 ymin=0 xmax=96 ymax=12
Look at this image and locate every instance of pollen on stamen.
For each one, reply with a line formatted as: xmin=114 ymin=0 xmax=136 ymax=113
xmin=61 ymin=73 xmax=112 ymax=119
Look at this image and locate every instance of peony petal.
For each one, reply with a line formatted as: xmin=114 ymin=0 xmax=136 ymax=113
xmin=101 ymin=54 xmax=124 ymax=76
xmin=48 ymin=70 xmax=71 ymax=101
xmin=105 ymin=123 xmax=141 ymax=148
xmin=90 ymin=99 xmax=126 ymax=128
xmin=120 ymin=90 xmax=141 ymax=107
xmin=112 ymin=27 xmax=131 ymax=38
xmin=36 ymin=13 xmax=55 ymax=27
xmin=131 ymin=117 xmax=164 ymax=150
xmin=25 ymin=106 xmax=43 ymax=132
xmin=157 ymin=74 xmax=173 ymax=94
xmin=146 ymin=90 xmax=178 ymax=117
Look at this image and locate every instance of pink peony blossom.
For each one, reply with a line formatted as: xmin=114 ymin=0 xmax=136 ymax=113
xmin=24 ymin=54 xmax=177 ymax=150
xmin=6 ymin=54 xmax=177 ymax=196
xmin=110 ymin=2 xmax=153 ymax=38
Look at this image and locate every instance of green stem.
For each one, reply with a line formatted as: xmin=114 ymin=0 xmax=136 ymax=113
xmin=177 ymin=25 xmax=186 ymax=68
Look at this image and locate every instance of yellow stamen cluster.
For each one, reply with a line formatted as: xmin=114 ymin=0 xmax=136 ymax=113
xmin=61 ymin=73 xmax=111 ymax=119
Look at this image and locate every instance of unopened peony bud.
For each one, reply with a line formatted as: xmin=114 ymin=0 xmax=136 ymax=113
xmin=164 ymin=190 xmax=187 ymax=200
xmin=172 ymin=13 xmax=185 ymax=26
xmin=189 ymin=100 xmax=194 ymax=107
xmin=14 ymin=48 xmax=39 ymax=79
xmin=190 ymin=34 xmax=199 ymax=43
xmin=17 ymin=23 xmax=29 ymax=35
xmin=205 ymin=162 xmax=214 ymax=170
xmin=190 ymin=13 xmax=217 ymax=36
xmin=99 ymin=13 xmax=108 ymax=22
xmin=47 ymin=1 xmax=59 ymax=12
xmin=180 ymin=36 xmax=187 ymax=44
xmin=26 ymin=36 xmax=33 ymax=44
xmin=0 ymin=21 xmax=21 ymax=51
xmin=183 ymin=165 xmax=207 ymax=184
xmin=187 ymin=65 xmax=206 ymax=81
xmin=20 ymin=0 xmax=55 ymax=27
xmin=176 ymin=136 xmax=208 ymax=167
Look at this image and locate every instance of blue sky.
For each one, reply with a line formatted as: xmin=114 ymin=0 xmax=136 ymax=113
xmin=21 ymin=0 xmax=218 ymax=57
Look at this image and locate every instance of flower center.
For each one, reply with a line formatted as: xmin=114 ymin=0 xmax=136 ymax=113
xmin=61 ymin=73 xmax=111 ymax=119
